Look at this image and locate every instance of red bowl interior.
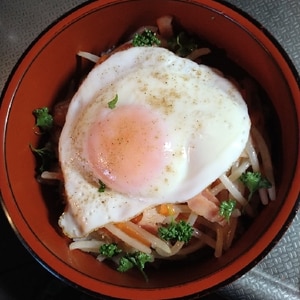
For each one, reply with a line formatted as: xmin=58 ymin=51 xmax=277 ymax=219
xmin=1 ymin=0 xmax=299 ymax=299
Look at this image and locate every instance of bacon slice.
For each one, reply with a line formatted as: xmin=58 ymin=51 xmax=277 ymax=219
xmin=187 ymin=189 xmax=225 ymax=225
xmin=156 ymin=15 xmax=174 ymax=39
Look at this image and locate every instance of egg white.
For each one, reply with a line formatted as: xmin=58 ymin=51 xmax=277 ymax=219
xmin=58 ymin=47 xmax=250 ymax=238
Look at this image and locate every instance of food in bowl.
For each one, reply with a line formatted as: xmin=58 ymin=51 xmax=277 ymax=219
xmin=31 ymin=15 xmax=276 ymax=279
xmin=2 ymin=0 xmax=299 ymax=298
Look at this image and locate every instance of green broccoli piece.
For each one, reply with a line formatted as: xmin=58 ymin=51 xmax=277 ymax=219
xmin=168 ymin=31 xmax=200 ymax=57
xmin=99 ymin=244 xmax=152 ymax=281
xmin=219 ymin=199 xmax=236 ymax=222
xmin=158 ymin=220 xmax=193 ymax=244
xmin=240 ymin=171 xmax=272 ymax=200
xmin=117 ymin=255 xmax=134 ymax=272
xmin=33 ymin=107 xmax=53 ymax=131
xmin=98 ymin=180 xmax=106 ymax=193
xmin=29 ymin=142 xmax=56 ymax=173
xmin=132 ymin=29 xmax=161 ymax=47
xmin=117 ymin=251 xmax=152 ymax=281
xmin=99 ymin=243 xmax=122 ymax=258
xmin=108 ymin=94 xmax=118 ymax=109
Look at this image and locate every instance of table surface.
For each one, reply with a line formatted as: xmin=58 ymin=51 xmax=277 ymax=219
xmin=0 ymin=1 xmax=299 ymax=299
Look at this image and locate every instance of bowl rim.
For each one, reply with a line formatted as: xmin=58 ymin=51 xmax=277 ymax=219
xmin=1 ymin=0 xmax=300 ymax=299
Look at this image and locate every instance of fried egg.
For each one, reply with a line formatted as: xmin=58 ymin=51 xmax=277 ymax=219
xmin=58 ymin=47 xmax=251 ymax=238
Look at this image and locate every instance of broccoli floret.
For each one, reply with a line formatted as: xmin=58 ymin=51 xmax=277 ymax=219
xmin=240 ymin=171 xmax=272 ymax=200
xmin=99 ymin=244 xmax=151 ymax=281
xmin=132 ymin=29 xmax=161 ymax=47
xmin=108 ymin=94 xmax=118 ymax=109
xmin=117 ymin=255 xmax=134 ymax=272
xmin=117 ymin=251 xmax=152 ymax=281
xmin=29 ymin=142 xmax=56 ymax=173
xmin=219 ymin=199 xmax=236 ymax=222
xmin=158 ymin=220 xmax=193 ymax=244
xmin=168 ymin=31 xmax=200 ymax=57
xmin=99 ymin=243 xmax=122 ymax=258
xmin=33 ymin=107 xmax=53 ymax=132
xmin=98 ymin=180 xmax=106 ymax=193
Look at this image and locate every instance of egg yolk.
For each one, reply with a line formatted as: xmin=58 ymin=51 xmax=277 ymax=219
xmin=85 ymin=105 xmax=169 ymax=196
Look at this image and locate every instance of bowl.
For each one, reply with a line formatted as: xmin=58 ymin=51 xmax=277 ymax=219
xmin=1 ymin=0 xmax=299 ymax=299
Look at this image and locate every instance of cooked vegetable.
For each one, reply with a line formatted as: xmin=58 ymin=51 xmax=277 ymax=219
xmin=99 ymin=243 xmax=152 ymax=281
xmin=29 ymin=142 xmax=56 ymax=173
xmin=159 ymin=203 xmax=176 ymax=216
xmin=168 ymin=31 xmax=200 ymax=57
xmin=240 ymin=171 xmax=272 ymax=200
xmin=98 ymin=180 xmax=106 ymax=193
xmin=117 ymin=251 xmax=152 ymax=281
xmin=33 ymin=107 xmax=53 ymax=131
xmin=219 ymin=199 xmax=236 ymax=222
xmin=108 ymin=94 xmax=118 ymax=109
xmin=158 ymin=220 xmax=193 ymax=244
xmin=99 ymin=243 xmax=122 ymax=258
xmin=132 ymin=29 xmax=161 ymax=47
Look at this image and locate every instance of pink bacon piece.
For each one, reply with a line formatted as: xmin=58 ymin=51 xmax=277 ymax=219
xmin=187 ymin=189 xmax=226 ymax=225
